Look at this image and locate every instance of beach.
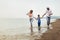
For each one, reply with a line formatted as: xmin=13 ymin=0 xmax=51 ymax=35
xmin=0 ymin=18 xmax=59 ymax=40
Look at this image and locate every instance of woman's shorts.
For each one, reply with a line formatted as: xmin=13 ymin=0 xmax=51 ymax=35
xmin=30 ymin=18 xmax=33 ymax=24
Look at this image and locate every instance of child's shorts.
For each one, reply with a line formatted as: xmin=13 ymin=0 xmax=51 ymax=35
xmin=38 ymin=22 xmax=41 ymax=27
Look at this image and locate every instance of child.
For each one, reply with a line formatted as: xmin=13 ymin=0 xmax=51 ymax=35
xmin=34 ymin=14 xmax=42 ymax=33
xmin=26 ymin=10 xmax=33 ymax=33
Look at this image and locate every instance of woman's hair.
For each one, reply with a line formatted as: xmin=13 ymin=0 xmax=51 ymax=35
xmin=30 ymin=10 xmax=33 ymax=13
xmin=47 ymin=7 xmax=50 ymax=10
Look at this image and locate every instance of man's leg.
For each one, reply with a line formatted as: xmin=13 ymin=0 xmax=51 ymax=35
xmin=47 ymin=17 xmax=50 ymax=29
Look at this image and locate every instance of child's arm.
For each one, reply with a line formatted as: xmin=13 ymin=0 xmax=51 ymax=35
xmin=33 ymin=17 xmax=37 ymax=20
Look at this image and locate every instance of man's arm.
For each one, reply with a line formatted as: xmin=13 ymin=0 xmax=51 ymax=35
xmin=42 ymin=11 xmax=47 ymax=17
xmin=42 ymin=13 xmax=46 ymax=17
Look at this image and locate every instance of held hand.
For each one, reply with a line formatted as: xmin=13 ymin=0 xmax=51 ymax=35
xmin=40 ymin=16 xmax=43 ymax=19
xmin=26 ymin=13 xmax=29 ymax=15
xmin=42 ymin=15 xmax=44 ymax=18
xmin=26 ymin=13 xmax=28 ymax=15
xmin=41 ymin=16 xmax=43 ymax=18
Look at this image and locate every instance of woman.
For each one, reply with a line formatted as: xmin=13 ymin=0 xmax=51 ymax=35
xmin=26 ymin=10 xmax=33 ymax=33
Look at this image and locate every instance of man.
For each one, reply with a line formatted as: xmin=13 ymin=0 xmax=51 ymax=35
xmin=42 ymin=7 xmax=53 ymax=29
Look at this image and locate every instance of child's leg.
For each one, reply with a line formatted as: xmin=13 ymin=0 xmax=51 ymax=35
xmin=38 ymin=26 xmax=40 ymax=31
xmin=38 ymin=22 xmax=40 ymax=32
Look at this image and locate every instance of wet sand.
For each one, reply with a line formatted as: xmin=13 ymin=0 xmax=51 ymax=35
xmin=0 ymin=33 xmax=42 ymax=40
xmin=0 ymin=27 xmax=47 ymax=40
xmin=35 ymin=19 xmax=60 ymax=40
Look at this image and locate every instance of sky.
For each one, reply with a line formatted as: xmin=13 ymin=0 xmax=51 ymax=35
xmin=0 ymin=0 xmax=60 ymax=18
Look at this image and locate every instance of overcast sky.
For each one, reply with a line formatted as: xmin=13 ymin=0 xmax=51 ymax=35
xmin=0 ymin=0 xmax=60 ymax=18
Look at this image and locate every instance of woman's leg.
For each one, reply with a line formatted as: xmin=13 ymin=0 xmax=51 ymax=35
xmin=38 ymin=22 xmax=40 ymax=33
xmin=30 ymin=18 xmax=33 ymax=33
xmin=31 ymin=22 xmax=33 ymax=32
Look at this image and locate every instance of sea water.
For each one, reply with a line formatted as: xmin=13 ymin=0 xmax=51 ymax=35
xmin=0 ymin=18 xmax=56 ymax=35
